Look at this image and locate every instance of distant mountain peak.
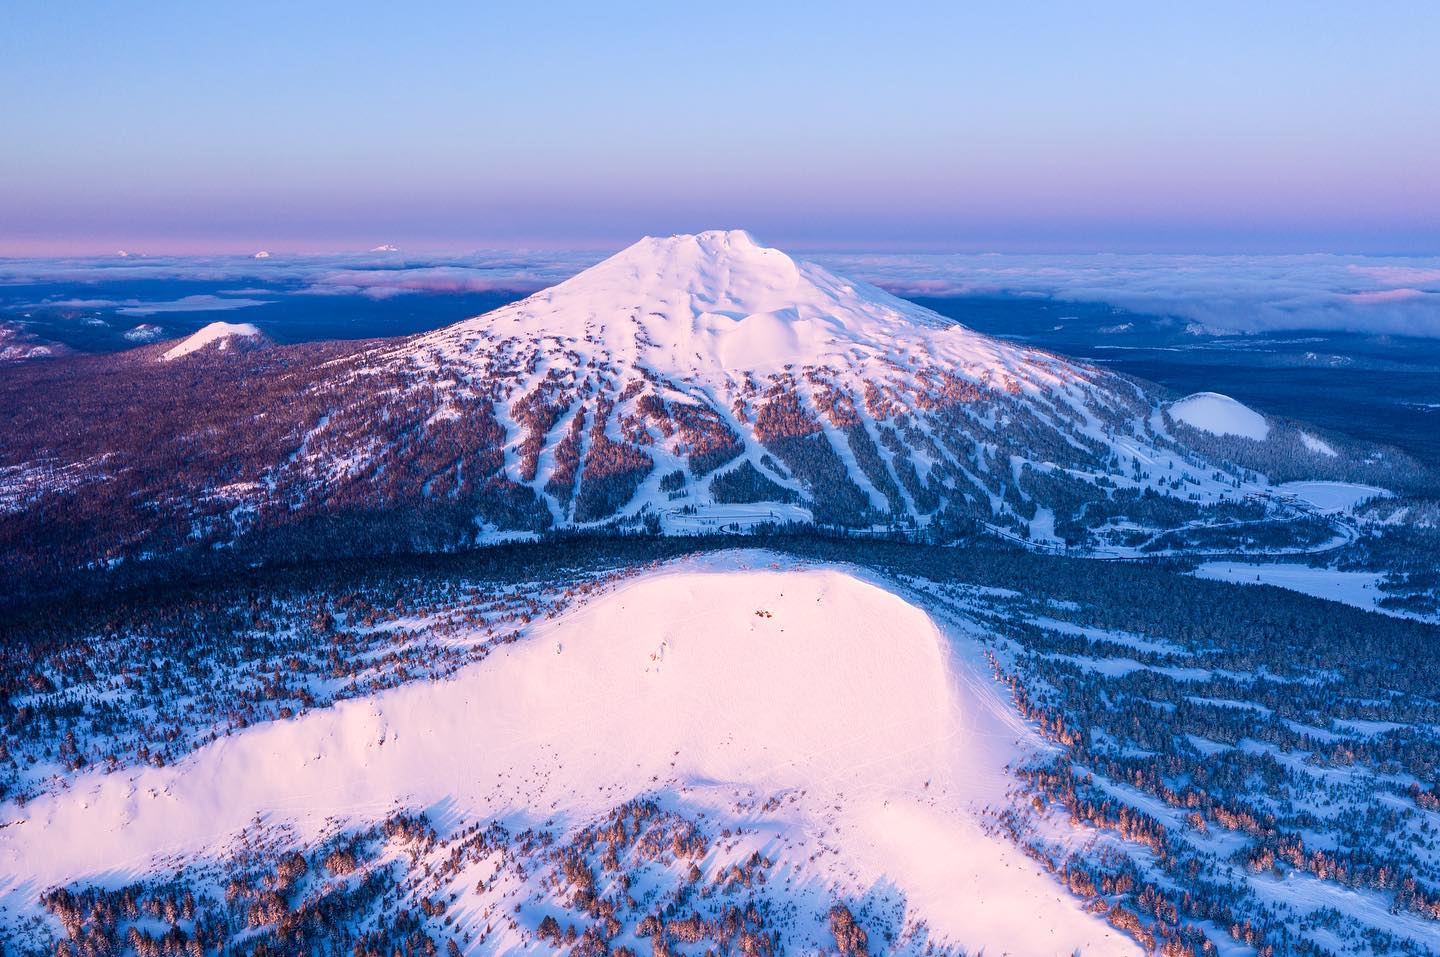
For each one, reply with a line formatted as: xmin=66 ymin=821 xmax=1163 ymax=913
xmin=160 ymin=321 xmax=268 ymax=362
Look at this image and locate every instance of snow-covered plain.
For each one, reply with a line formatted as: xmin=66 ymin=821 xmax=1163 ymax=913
xmin=0 ymin=558 xmax=1136 ymax=954
xmin=1277 ymin=480 xmax=1390 ymax=513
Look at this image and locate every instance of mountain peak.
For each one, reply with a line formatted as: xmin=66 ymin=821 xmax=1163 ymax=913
xmin=658 ymin=228 xmax=764 ymax=248
xmin=624 ymin=229 xmax=768 ymax=256
xmin=13 ymin=228 xmax=1352 ymax=582
xmin=435 ymin=229 xmax=975 ymax=374
xmin=581 ymin=228 xmax=800 ymax=303
xmin=160 ymin=321 xmax=267 ymax=362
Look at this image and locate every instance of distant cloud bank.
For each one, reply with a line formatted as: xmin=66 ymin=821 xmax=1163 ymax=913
xmin=0 ymin=251 xmax=595 ymax=296
xmin=818 ymin=252 xmax=1440 ymax=338
xmin=0 ymin=250 xmax=599 ymax=317
xmin=38 ymin=294 xmax=274 ymax=316
xmin=299 ymin=265 xmax=559 ymax=299
xmin=3 ymin=248 xmax=1438 ymax=338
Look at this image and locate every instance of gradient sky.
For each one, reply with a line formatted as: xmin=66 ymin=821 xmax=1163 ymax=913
xmin=2 ymin=1 xmax=1437 ymax=255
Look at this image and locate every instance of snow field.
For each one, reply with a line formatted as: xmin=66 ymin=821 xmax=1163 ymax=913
xmin=1193 ymin=560 xmax=1433 ymax=622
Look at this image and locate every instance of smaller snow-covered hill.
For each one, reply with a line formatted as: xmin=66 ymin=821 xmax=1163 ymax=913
xmin=0 ymin=563 xmax=1138 ymax=955
xmin=0 ymin=322 xmax=70 ymax=363
xmin=160 ymin=321 xmax=267 ymax=361
xmin=1161 ymin=388 xmax=1425 ymax=504
xmin=1168 ymin=391 xmax=1270 ymax=440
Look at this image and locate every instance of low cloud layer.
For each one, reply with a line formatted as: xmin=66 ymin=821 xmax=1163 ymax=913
xmin=818 ymin=252 xmax=1440 ymax=338
xmin=36 ymin=294 xmax=273 ymax=316
xmin=0 ymin=251 xmax=599 ymax=319
xmin=0 ymin=251 xmax=596 ymax=293
xmin=4 ymin=248 xmax=1439 ymax=338
xmin=298 ymin=265 xmax=564 ymax=299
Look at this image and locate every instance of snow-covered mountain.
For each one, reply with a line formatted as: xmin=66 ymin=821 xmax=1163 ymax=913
xmin=159 ymin=320 xmax=268 ymax=361
xmin=289 ymin=230 xmax=1247 ymax=536
xmin=1 ymin=230 xmax=1415 ymax=586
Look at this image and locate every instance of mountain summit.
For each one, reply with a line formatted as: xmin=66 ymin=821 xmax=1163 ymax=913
xmin=426 ymin=230 xmax=1057 ymax=383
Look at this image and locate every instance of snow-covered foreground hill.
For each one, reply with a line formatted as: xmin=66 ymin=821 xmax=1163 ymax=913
xmin=1 ymin=558 xmax=1138 ymax=955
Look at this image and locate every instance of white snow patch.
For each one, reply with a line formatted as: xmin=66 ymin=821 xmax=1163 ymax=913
xmin=123 ymin=323 xmax=166 ymax=343
xmin=1169 ymin=392 xmax=1270 ymax=440
xmin=660 ymin=501 xmax=813 ymax=533
xmin=1300 ymin=431 xmax=1338 ymax=457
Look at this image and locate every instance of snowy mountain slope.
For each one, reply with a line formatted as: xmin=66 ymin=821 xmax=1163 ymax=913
xmin=267 ymin=231 xmax=1269 ymax=537
xmin=0 ymin=560 xmax=1139 ymax=955
xmin=4 ymin=230 xmax=1423 ymax=587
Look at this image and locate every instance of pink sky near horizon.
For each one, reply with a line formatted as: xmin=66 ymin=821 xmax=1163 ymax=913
xmin=3 ymin=4 xmax=1437 ymax=258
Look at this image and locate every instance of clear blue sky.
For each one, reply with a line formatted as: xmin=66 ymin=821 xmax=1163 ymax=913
xmin=2 ymin=1 xmax=1436 ymax=254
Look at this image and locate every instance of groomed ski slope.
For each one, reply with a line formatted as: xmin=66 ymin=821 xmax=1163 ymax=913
xmin=0 ymin=557 xmax=1138 ymax=955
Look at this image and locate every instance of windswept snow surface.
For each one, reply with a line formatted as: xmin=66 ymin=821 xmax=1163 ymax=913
xmin=1169 ymin=391 xmax=1270 ymax=440
xmin=159 ymin=320 xmax=263 ymax=361
xmin=0 ymin=561 xmax=1137 ymax=955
